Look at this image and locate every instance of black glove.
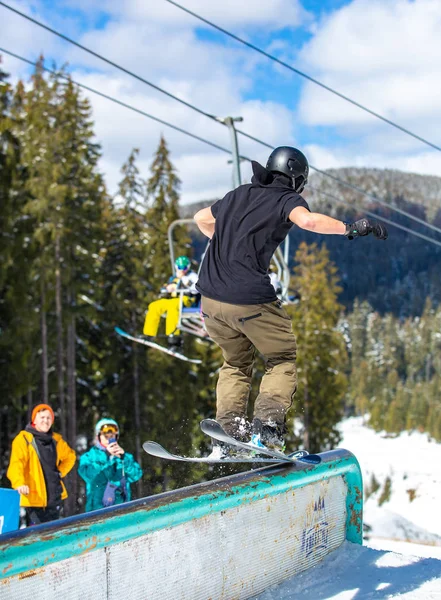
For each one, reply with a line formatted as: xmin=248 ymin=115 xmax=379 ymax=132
xmin=344 ymin=219 xmax=388 ymax=240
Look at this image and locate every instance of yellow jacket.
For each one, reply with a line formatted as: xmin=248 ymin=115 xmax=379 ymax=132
xmin=7 ymin=430 xmax=76 ymax=508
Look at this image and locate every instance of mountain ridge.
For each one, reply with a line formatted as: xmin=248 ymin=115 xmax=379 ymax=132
xmin=179 ymin=167 xmax=441 ymax=317
xmin=180 ymin=167 xmax=441 ymax=220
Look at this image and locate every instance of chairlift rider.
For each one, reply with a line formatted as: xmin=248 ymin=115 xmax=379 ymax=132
xmin=143 ymin=256 xmax=199 ymax=352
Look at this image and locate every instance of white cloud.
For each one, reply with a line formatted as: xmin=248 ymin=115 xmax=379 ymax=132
xmin=1 ymin=0 xmax=440 ymax=207
xmin=306 ymin=143 xmax=441 ymax=180
xmin=294 ymin=0 xmax=441 ymax=179
xmin=301 ymin=0 xmax=441 ymax=74
xmin=298 ymin=0 xmax=441 ymax=128
xmin=0 ymin=0 xmax=64 ymax=76
xmin=2 ymin=0 xmax=300 ymax=204
xmin=69 ymin=69 xmax=297 ymax=204
xmin=98 ymin=0 xmax=308 ymax=30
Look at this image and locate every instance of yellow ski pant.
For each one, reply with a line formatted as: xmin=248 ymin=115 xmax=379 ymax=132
xmin=143 ymin=298 xmax=181 ymax=336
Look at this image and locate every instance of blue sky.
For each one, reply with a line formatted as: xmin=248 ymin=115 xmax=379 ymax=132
xmin=1 ymin=0 xmax=440 ymax=203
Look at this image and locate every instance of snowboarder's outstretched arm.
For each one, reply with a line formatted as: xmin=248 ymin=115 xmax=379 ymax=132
xmin=289 ymin=206 xmax=388 ymax=239
xmin=194 ymin=207 xmax=216 ymax=239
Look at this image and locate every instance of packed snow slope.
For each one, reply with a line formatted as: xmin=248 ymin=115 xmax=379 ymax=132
xmin=337 ymin=417 xmax=441 ymax=545
xmin=251 ymin=417 xmax=441 ymax=599
xmin=253 ymin=541 xmax=441 ymax=600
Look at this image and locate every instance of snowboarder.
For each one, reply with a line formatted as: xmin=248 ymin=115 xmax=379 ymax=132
xmin=142 ymin=255 xmax=199 ymax=352
xmin=194 ymin=146 xmax=388 ymax=450
xmin=78 ymin=418 xmax=143 ymax=512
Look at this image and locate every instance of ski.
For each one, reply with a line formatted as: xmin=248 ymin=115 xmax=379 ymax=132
xmin=200 ymin=419 xmax=322 ymax=465
xmin=115 ymin=327 xmax=202 ymax=364
xmin=142 ymin=441 xmax=288 ymax=463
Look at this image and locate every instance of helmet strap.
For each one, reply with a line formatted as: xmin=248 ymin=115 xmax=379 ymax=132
xmin=293 ymin=176 xmax=305 ymax=193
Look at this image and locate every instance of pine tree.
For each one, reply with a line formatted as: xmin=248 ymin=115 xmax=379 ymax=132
xmin=431 ymin=305 xmax=441 ymax=378
xmin=345 ymin=300 xmax=374 ymax=414
xmin=0 ymin=61 xmax=110 ymax=509
xmin=365 ymin=473 xmax=380 ymax=500
xmin=96 ymin=141 xmax=215 ymax=496
xmin=13 ymin=61 xmax=66 ymax=426
xmin=425 ymin=375 xmax=441 ymax=441
xmin=343 ymin=296 xmax=441 ymax=439
xmin=49 ymin=74 xmax=107 ymax=511
xmin=287 ymin=242 xmax=348 ymax=452
xmin=140 ymin=138 xmax=212 ymax=491
xmin=406 ymin=382 xmax=429 ymax=432
xmin=383 ymin=380 xmax=409 ymax=434
xmin=347 ymin=300 xmax=372 ymax=364
xmin=145 ymin=135 xmax=190 ymax=293
xmin=0 ymin=67 xmax=52 ymax=477
xmin=95 ymin=148 xmax=152 ymax=485
xmin=0 ymin=65 xmax=30 ymax=482
xmin=378 ymin=476 xmax=392 ymax=506
xmin=117 ymin=148 xmax=145 ymax=210
xmin=350 ymin=360 xmax=371 ymax=418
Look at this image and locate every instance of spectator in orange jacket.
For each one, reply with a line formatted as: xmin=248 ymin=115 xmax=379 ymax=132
xmin=7 ymin=403 xmax=76 ymax=526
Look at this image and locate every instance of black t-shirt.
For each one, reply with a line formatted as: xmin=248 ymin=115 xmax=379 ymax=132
xmin=196 ymin=161 xmax=310 ymax=305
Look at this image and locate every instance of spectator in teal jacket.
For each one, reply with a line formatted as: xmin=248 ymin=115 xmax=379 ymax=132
xmin=78 ymin=418 xmax=142 ymax=512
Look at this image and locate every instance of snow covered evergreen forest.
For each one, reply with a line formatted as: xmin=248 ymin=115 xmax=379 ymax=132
xmin=1 ymin=61 xmax=440 ymax=529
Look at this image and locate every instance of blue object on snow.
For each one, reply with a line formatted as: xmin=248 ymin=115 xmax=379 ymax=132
xmin=0 ymin=488 xmax=20 ymax=534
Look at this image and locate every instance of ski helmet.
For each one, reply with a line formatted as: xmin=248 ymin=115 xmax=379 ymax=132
xmin=95 ymin=418 xmax=119 ymax=439
xmin=266 ymin=146 xmax=309 ymax=193
xmin=175 ymin=255 xmax=191 ymax=271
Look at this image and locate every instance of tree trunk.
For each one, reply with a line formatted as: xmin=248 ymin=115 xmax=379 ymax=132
xmin=67 ymin=305 xmax=76 ymax=447
xmin=55 ymin=235 xmax=66 ymax=437
xmin=27 ymin=389 xmax=32 ymax=423
xmin=425 ymin=353 xmax=432 ymax=382
xmin=65 ymin=289 xmax=77 ymax=516
xmin=40 ymin=276 xmax=48 ymax=403
xmin=133 ymin=338 xmax=143 ymax=498
xmin=303 ymin=380 xmax=310 ymax=450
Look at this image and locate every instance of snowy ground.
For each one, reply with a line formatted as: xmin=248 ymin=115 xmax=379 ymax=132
xmin=338 ymin=417 xmax=441 ymax=551
xmin=253 ymin=541 xmax=441 ymax=600
xmin=252 ymin=418 xmax=441 ymax=599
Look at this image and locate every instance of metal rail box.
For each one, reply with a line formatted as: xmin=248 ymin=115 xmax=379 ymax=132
xmin=0 ymin=449 xmax=362 ymax=600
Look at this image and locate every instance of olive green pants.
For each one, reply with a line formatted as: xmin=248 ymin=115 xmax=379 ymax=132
xmin=201 ymin=297 xmax=297 ymax=435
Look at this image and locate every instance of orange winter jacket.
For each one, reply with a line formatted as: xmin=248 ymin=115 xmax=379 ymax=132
xmin=7 ymin=430 xmax=76 ymax=508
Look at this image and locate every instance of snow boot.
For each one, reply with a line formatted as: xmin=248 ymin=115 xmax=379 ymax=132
xmin=208 ymin=417 xmax=251 ymax=459
xmin=141 ymin=335 xmax=155 ymax=342
xmin=167 ymin=335 xmax=183 ymax=353
xmin=251 ymin=418 xmax=286 ymax=452
xmin=208 ymin=438 xmax=252 ymax=460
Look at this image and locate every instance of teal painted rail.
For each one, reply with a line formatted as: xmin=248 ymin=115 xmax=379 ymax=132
xmin=0 ymin=449 xmax=362 ymax=600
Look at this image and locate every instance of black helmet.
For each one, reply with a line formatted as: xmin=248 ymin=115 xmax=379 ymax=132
xmin=266 ymin=146 xmax=309 ymax=193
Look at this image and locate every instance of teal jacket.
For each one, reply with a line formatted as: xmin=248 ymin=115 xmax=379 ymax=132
xmin=78 ymin=445 xmax=143 ymax=512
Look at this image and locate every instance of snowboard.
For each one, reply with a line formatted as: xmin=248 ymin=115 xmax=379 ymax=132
xmin=115 ymin=327 xmax=202 ymax=364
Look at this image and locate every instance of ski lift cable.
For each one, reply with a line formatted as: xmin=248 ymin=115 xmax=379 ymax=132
xmin=0 ymin=1 xmax=221 ymax=124
xmin=164 ymin=0 xmax=441 ymax=154
xmin=236 ymin=129 xmax=441 ymax=237
xmin=0 ymin=5 xmax=440 ymax=236
xmin=2 ymin=46 xmax=441 ymax=248
xmin=0 ymin=47 xmax=251 ymax=159
xmin=308 ymin=185 xmax=441 ymax=248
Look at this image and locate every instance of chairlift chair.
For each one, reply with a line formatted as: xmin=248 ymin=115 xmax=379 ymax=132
xmin=271 ymin=237 xmax=300 ymax=305
xmin=168 ymin=218 xmax=210 ymax=340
